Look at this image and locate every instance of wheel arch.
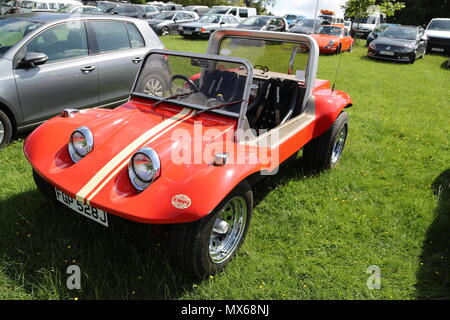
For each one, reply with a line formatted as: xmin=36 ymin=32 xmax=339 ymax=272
xmin=0 ymin=101 xmax=17 ymax=133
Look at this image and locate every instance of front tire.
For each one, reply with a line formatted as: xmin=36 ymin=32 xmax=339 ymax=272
xmin=169 ymin=181 xmax=253 ymax=279
xmin=0 ymin=109 xmax=13 ymax=149
xmin=303 ymin=111 xmax=349 ymax=172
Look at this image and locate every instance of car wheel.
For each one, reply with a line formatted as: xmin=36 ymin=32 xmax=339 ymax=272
xmin=161 ymin=26 xmax=170 ymax=36
xmin=169 ymin=181 xmax=253 ymax=279
xmin=33 ymin=170 xmax=56 ymax=200
xmin=0 ymin=109 xmax=13 ymax=149
xmin=138 ymin=71 xmax=169 ymax=97
xmin=303 ymin=111 xmax=348 ymax=172
xmin=410 ymin=53 xmax=416 ymax=64
xmin=349 ymin=43 xmax=354 ymax=53
xmin=336 ymin=44 xmax=342 ymax=55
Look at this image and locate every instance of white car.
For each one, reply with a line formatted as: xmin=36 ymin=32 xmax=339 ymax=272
xmin=208 ymin=6 xmax=256 ymax=21
xmin=425 ymin=18 xmax=450 ymax=54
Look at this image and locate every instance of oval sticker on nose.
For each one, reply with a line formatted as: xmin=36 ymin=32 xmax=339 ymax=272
xmin=172 ymin=194 xmax=192 ymax=209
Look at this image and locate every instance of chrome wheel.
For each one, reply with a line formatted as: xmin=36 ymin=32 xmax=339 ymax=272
xmin=0 ymin=120 xmax=4 ymax=144
xmin=143 ymin=78 xmax=164 ymax=97
xmin=161 ymin=27 xmax=169 ymax=36
xmin=209 ymin=196 xmax=248 ymax=264
xmin=331 ymin=123 xmax=348 ymax=164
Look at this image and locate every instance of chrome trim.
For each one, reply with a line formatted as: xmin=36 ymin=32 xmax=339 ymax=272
xmin=128 ymin=146 xmax=161 ymax=191
xmin=68 ymin=126 xmax=94 ymax=163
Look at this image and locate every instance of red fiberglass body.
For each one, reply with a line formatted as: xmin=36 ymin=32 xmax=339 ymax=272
xmin=23 ymin=30 xmax=352 ymax=226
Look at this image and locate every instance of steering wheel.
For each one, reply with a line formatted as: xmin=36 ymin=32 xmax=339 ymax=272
xmin=170 ymin=74 xmax=199 ymax=93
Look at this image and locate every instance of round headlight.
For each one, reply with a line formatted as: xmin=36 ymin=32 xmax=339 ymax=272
xmin=329 ymin=40 xmax=336 ymax=46
xmin=128 ymin=147 xmax=160 ymax=191
xmin=68 ymin=127 xmax=93 ymax=163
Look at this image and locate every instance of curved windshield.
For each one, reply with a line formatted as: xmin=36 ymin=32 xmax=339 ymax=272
xmin=154 ymin=12 xmax=175 ymax=20
xmin=209 ymin=7 xmax=229 ymax=14
xmin=297 ymin=19 xmax=314 ymax=28
xmin=381 ymin=27 xmax=417 ymax=40
xmin=427 ymin=20 xmax=450 ymax=31
xmin=318 ymin=26 xmax=342 ymax=36
xmin=240 ymin=16 xmax=270 ymax=27
xmin=198 ymin=14 xmax=221 ymax=24
xmin=0 ymin=18 xmax=43 ymax=56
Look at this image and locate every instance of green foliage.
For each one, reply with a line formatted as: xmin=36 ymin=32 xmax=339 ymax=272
xmin=343 ymin=0 xmax=405 ymax=19
xmin=392 ymin=0 xmax=450 ymax=26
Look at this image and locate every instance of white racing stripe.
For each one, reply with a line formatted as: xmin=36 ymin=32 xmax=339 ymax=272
xmin=76 ymin=108 xmax=192 ymax=203
xmin=85 ymin=110 xmax=196 ymax=204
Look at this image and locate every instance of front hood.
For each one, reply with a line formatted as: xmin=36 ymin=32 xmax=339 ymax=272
xmin=374 ymin=37 xmax=416 ymax=47
xmin=312 ymin=34 xmax=339 ymax=46
xmin=425 ymin=29 xmax=450 ymax=39
xmin=24 ymin=102 xmax=237 ymax=219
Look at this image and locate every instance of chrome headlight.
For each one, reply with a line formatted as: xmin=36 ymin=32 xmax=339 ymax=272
xmin=128 ymin=147 xmax=161 ymax=191
xmin=68 ymin=127 xmax=93 ymax=163
xmin=328 ymin=40 xmax=336 ymax=46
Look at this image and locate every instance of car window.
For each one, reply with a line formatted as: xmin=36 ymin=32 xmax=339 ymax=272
xmin=239 ymin=8 xmax=248 ymax=18
xmin=229 ymin=8 xmax=236 ymax=16
xmin=125 ymin=5 xmax=136 ymax=13
xmin=221 ymin=16 xmax=229 ymax=24
xmin=91 ymin=21 xmax=131 ymax=53
xmin=48 ymin=3 xmax=57 ymax=10
xmin=126 ymin=23 xmax=145 ymax=49
xmin=25 ymin=22 xmax=88 ymax=63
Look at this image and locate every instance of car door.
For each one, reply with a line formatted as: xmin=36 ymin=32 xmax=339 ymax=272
xmin=341 ymin=29 xmax=353 ymax=50
xmin=14 ymin=21 xmax=99 ymax=124
xmin=89 ymin=20 xmax=147 ymax=107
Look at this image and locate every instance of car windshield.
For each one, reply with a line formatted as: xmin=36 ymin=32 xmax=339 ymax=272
xmin=134 ymin=53 xmax=249 ymax=116
xmin=354 ymin=17 xmax=377 ymax=24
xmin=296 ymin=19 xmax=318 ymax=28
xmin=317 ymin=15 xmax=333 ymax=22
xmin=427 ymin=20 xmax=450 ymax=31
xmin=209 ymin=7 xmax=229 ymax=14
xmin=240 ymin=16 xmax=270 ymax=27
xmin=97 ymin=2 xmax=114 ymax=12
xmin=318 ymin=26 xmax=342 ymax=36
xmin=381 ymin=27 xmax=417 ymax=40
xmin=154 ymin=12 xmax=175 ymax=20
xmin=198 ymin=14 xmax=221 ymax=24
xmin=0 ymin=18 xmax=43 ymax=56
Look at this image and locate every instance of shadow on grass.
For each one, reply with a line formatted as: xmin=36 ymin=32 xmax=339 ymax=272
xmin=441 ymin=60 xmax=449 ymax=70
xmin=0 ymin=189 xmax=195 ymax=299
xmin=415 ymin=169 xmax=450 ymax=299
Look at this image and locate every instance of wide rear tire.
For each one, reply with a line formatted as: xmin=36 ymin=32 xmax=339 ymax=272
xmin=303 ymin=111 xmax=349 ymax=172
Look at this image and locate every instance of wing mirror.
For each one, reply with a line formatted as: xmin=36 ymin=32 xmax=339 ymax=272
xmin=219 ymin=21 xmax=225 ymax=25
xmin=20 ymin=52 xmax=48 ymax=68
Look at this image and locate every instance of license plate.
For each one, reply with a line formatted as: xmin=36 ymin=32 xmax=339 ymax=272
xmin=356 ymin=32 xmax=364 ymax=35
xmin=55 ymin=188 xmax=108 ymax=227
xmin=184 ymin=30 xmax=192 ymax=34
xmin=431 ymin=47 xmax=444 ymax=52
xmin=380 ymin=50 xmax=395 ymax=56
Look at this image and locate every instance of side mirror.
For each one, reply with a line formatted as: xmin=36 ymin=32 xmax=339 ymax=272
xmin=219 ymin=21 xmax=225 ymax=25
xmin=373 ymin=33 xmax=378 ymax=38
xmin=173 ymin=17 xmax=178 ymax=22
xmin=113 ymin=11 xmax=119 ymax=15
xmin=20 ymin=52 xmax=48 ymax=68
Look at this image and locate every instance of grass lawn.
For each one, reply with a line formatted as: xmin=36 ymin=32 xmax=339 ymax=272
xmin=0 ymin=36 xmax=449 ymax=300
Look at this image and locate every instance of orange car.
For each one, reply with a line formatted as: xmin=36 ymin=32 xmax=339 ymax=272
xmin=312 ymin=25 xmax=354 ymax=54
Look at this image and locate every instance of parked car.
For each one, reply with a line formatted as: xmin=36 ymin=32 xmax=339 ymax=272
xmin=64 ymin=5 xmax=104 ymax=14
xmin=283 ymin=14 xmax=305 ymax=28
xmin=0 ymin=12 xmax=164 ymax=148
xmin=368 ymin=25 xmax=427 ymax=63
xmin=344 ymin=20 xmax=351 ymax=32
xmin=1 ymin=0 xmax=21 ymax=14
xmin=236 ymin=15 xmax=288 ymax=32
xmin=140 ymin=4 xmax=160 ymax=18
xmin=104 ymin=3 xmax=146 ymax=19
xmin=312 ymin=24 xmax=354 ymax=54
xmin=178 ymin=14 xmax=239 ymax=38
xmin=352 ymin=11 xmax=386 ymax=38
xmin=20 ymin=0 xmax=82 ymax=13
xmin=366 ymin=23 xmax=399 ymax=47
xmin=184 ymin=5 xmax=209 ymax=17
xmin=425 ymin=18 xmax=450 ymax=54
xmin=289 ymin=18 xmax=329 ymax=34
xmin=148 ymin=10 xmax=198 ymax=36
xmin=317 ymin=13 xmax=344 ymax=26
xmin=208 ymin=5 xmax=256 ymax=21
xmin=161 ymin=3 xmax=182 ymax=11
xmin=24 ymin=29 xmax=352 ymax=279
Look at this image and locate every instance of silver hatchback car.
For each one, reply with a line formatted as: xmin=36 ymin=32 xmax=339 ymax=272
xmin=0 ymin=12 xmax=165 ymax=148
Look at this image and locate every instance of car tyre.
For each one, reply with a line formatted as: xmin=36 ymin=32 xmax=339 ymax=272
xmin=138 ymin=70 xmax=170 ymax=97
xmin=33 ymin=170 xmax=57 ymax=200
xmin=336 ymin=44 xmax=342 ymax=55
xmin=303 ymin=111 xmax=348 ymax=172
xmin=169 ymin=180 xmax=253 ymax=280
xmin=409 ymin=53 xmax=416 ymax=64
xmin=0 ymin=109 xmax=13 ymax=149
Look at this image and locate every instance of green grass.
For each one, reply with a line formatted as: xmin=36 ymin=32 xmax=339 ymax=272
xmin=0 ymin=35 xmax=449 ymax=300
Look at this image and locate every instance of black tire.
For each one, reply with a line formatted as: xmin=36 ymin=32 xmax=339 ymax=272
xmin=33 ymin=170 xmax=56 ymax=200
xmin=410 ymin=53 xmax=416 ymax=64
xmin=303 ymin=111 xmax=349 ymax=172
xmin=169 ymin=181 xmax=253 ymax=279
xmin=0 ymin=109 xmax=13 ymax=149
xmin=137 ymin=69 xmax=170 ymax=97
xmin=336 ymin=44 xmax=342 ymax=55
